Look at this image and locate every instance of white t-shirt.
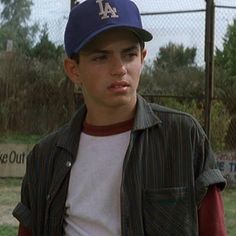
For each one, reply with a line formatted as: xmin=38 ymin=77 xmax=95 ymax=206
xmin=64 ymin=119 xmax=133 ymax=236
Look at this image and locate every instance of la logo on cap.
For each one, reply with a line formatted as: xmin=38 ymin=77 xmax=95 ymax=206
xmin=96 ymin=0 xmax=119 ymax=19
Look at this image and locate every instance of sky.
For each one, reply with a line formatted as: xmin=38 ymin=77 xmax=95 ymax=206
xmin=2 ymin=0 xmax=236 ymax=65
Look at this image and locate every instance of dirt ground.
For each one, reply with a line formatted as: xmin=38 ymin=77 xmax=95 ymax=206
xmin=0 ymin=206 xmax=18 ymax=226
xmin=0 ymin=184 xmax=20 ymax=226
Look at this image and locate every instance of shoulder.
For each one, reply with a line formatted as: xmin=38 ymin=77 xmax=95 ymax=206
xmin=37 ymin=124 xmax=69 ymax=150
xmin=151 ymin=102 xmax=200 ymax=124
xmin=149 ymin=102 xmax=206 ymax=137
xmin=27 ymin=124 xmax=69 ymax=162
xmin=30 ymin=104 xmax=86 ymax=158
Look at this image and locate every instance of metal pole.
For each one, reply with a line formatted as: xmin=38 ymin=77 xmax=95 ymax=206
xmin=204 ymin=0 xmax=215 ymax=138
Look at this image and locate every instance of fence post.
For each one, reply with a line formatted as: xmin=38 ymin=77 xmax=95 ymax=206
xmin=204 ymin=0 xmax=215 ymax=139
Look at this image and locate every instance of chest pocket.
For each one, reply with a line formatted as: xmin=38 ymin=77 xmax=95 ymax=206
xmin=142 ymin=187 xmax=195 ymax=236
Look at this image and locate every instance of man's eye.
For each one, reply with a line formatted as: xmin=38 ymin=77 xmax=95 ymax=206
xmin=92 ymin=55 xmax=107 ymax=61
xmin=127 ymin=52 xmax=138 ymax=57
xmin=129 ymin=53 xmax=138 ymax=57
xmin=124 ymin=52 xmax=138 ymax=60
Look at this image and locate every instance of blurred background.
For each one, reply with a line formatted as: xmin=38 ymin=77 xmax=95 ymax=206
xmin=0 ymin=0 xmax=235 ymax=235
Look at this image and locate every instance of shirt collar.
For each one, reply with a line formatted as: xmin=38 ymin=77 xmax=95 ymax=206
xmin=56 ymin=104 xmax=87 ymax=158
xmin=132 ymin=95 xmax=162 ymax=131
xmin=56 ymin=95 xmax=161 ymax=157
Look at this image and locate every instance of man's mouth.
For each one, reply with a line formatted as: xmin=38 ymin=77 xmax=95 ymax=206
xmin=108 ymin=81 xmax=130 ymax=89
xmin=108 ymin=81 xmax=130 ymax=93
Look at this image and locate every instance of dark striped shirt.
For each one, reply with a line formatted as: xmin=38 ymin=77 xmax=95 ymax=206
xmin=13 ymin=95 xmax=226 ymax=236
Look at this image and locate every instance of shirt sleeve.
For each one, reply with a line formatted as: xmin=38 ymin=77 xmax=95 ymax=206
xmin=198 ymin=185 xmax=227 ymax=236
xmin=193 ymin=128 xmax=226 ymax=205
xmin=18 ymin=224 xmax=33 ymax=236
xmin=13 ymin=147 xmax=36 ymax=230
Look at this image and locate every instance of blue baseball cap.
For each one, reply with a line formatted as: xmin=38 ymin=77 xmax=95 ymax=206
xmin=64 ymin=0 xmax=153 ymax=57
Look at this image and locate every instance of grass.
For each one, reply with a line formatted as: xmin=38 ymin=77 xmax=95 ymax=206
xmin=0 ymin=133 xmax=43 ymax=144
xmin=0 ymin=179 xmax=235 ymax=235
xmin=0 ymin=179 xmax=21 ymax=236
xmin=222 ymin=187 xmax=236 ymax=235
xmin=0 ymin=225 xmax=18 ymax=236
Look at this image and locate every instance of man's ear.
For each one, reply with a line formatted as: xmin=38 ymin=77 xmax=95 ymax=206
xmin=141 ymin=48 xmax=147 ymax=65
xmin=64 ymin=58 xmax=81 ymax=85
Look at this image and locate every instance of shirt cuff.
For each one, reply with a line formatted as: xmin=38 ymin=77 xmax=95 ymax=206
xmin=12 ymin=202 xmax=32 ymax=229
xmin=195 ymin=169 xmax=226 ymax=205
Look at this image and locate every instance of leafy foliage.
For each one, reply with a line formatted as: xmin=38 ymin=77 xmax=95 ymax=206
xmin=0 ymin=52 xmax=74 ymax=134
xmin=0 ymin=0 xmax=38 ymax=53
xmin=139 ymin=41 xmax=231 ymax=151
xmin=30 ymin=25 xmax=64 ymax=61
xmin=215 ymin=19 xmax=236 ymax=76
xmin=210 ymin=101 xmax=231 ymax=151
xmin=0 ymin=0 xmax=72 ymax=135
xmin=154 ymin=42 xmax=197 ymax=72
xmin=140 ymin=42 xmax=204 ymax=98
xmin=214 ymin=18 xmax=236 ymax=108
xmin=214 ymin=18 xmax=236 ymax=149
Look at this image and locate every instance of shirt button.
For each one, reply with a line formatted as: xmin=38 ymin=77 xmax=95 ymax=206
xmin=65 ymin=161 xmax=72 ymax=168
xmin=46 ymin=194 xmax=51 ymax=201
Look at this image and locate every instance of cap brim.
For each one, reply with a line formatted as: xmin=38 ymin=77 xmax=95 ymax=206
xmin=72 ymin=25 xmax=153 ymax=56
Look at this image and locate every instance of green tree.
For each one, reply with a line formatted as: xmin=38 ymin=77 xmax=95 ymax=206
xmin=214 ymin=19 xmax=236 ymax=108
xmin=154 ymin=42 xmax=197 ymax=72
xmin=140 ymin=42 xmax=204 ymax=97
xmin=0 ymin=0 xmax=38 ymax=53
xmin=214 ymin=19 xmax=236 ymax=149
xmin=31 ymin=25 xmax=64 ymax=61
xmin=215 ymin=19 xmax=236 ymax=76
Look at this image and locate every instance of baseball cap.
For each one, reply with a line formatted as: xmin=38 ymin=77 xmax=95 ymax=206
xmin=64 ymin=0 xmax=153 ymax=57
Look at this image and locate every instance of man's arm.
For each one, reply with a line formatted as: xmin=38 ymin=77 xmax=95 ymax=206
xmin=18 ymin=224 xmax=32 ymax=236
xmin=198 ymin=185 xmax=227 ymax=236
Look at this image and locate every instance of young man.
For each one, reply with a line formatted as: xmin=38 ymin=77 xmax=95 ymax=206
xmin=13 ymin=0 xmax=227 ymax=235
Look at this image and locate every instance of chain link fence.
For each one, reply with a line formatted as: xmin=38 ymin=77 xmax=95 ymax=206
xmin=1 ymin=0 xmax=234 ymax=142
xmin=0 ymin=0 xmax=74 ymax=136
xmin=214 ymin=1 xmax=236 ymax=150
xmin=138 ymin=0 xmax=236 ymax=154
xmin=0 ymin=0 xmax=236 ymax=234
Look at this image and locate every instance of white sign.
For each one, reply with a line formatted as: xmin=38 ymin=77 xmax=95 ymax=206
xmin=217 ymin=152 xmax=236 ymax=186
xmin=0 ymin=144 xmax=33 ymax=177
xmin=6 ymin=40 xmax=13 ymax=52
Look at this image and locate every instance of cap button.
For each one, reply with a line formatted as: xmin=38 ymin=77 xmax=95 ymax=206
xmin=46 ymin=194 xmax=51 ymax=201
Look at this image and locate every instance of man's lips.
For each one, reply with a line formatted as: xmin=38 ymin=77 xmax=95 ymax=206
xmin=108 ymin=81 xmax=130 ymax=89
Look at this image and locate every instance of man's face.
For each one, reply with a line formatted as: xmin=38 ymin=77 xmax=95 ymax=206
xmin=66 ymin=29 xmax=147 ymax=112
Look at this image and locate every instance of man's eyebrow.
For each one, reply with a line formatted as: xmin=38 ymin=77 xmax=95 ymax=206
xmin=81 ymin=45 xmax=140 ymax=55
xmin=121 ymin=45 xmax=139 ymax=53
xmin=81 ymin=49 xmax=110 ymax=55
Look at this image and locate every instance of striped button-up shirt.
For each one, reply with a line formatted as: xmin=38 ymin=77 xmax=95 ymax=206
xmin=13 ymin=95 xmax=226 ymax=236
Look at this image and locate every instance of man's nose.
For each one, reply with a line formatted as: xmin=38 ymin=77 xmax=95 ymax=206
xmin=110 ymin=56 xmax=127 ymax=77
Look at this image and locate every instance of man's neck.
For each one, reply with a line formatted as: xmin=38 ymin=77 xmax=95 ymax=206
xmin=85 ymin=102 xmax=136 ymax=126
